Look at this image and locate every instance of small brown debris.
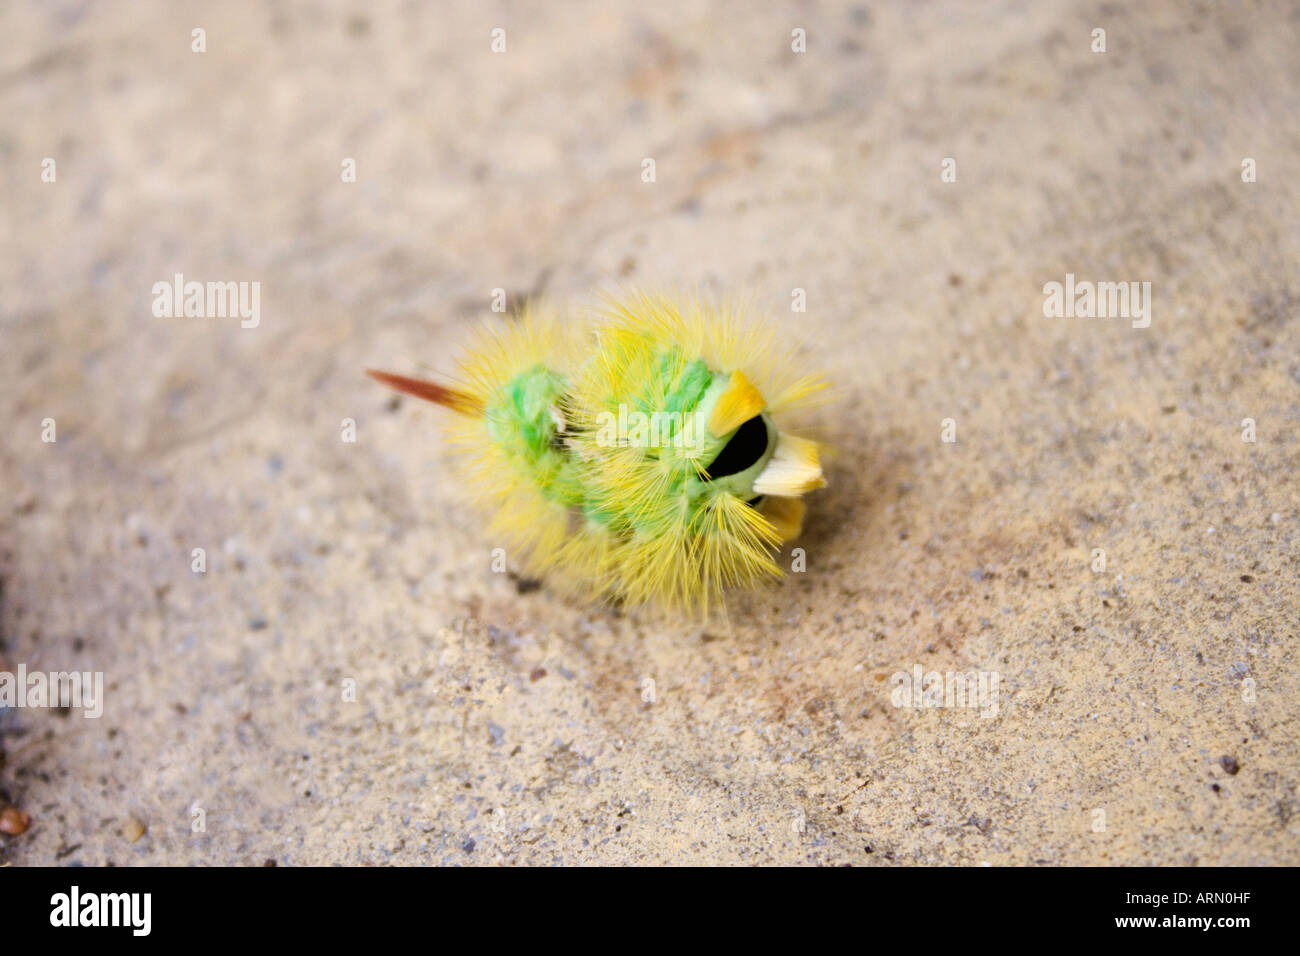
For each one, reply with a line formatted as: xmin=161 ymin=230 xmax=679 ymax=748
xmin=1221 ymin=755 xmax=1240 ymax=775
xmin=124 ymin=817 xmax=147 ymax=842
xmin=0 ymin=807 xmax=30 ymax=835
xmin=529 ymin=667 xmax=547 ymax=682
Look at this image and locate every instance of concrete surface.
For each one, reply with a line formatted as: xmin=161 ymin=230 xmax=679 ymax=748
xmin=1 ymin=0 xmax=1297 ymax=865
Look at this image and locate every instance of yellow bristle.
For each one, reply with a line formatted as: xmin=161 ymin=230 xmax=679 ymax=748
xmin=752 ymin=433 xmax=825 ymax=497
xmin=707 ymin=370 xmax=766 ymax=437
xmin=759 ymin=496 xmax=806 ymax=542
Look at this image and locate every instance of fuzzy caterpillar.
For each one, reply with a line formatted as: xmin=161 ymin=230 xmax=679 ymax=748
xmin=367 ymin=291 xmax=828 ymax=613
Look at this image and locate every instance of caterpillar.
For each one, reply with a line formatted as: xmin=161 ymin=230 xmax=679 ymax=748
xmin=367 ymin=291 xmax=828 ymax=613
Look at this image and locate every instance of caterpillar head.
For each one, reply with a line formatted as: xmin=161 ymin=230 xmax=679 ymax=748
xmin=690 ymin=370 xmax=824 ymax=541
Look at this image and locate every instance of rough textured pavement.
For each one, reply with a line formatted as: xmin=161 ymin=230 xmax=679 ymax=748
xmin=1 ymin=1 xmax=1297 ymax=865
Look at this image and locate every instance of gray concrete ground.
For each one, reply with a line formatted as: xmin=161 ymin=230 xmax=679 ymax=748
xmin=0 ymin=0 xmax=1297 ymax=864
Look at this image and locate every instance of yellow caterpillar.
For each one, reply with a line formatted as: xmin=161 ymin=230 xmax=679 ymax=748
xmin=367 ymin=291 xmax=827 ymax=613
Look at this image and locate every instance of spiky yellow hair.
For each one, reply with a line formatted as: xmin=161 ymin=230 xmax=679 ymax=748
xmin=370 ymin=292 xmax=828 ymax=613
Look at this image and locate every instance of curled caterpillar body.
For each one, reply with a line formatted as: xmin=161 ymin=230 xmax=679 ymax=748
xmin=368 ymin=292 xmax=828 ymax=612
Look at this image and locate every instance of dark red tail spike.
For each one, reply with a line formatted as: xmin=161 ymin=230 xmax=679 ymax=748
xmin=365 ymin=368 xmax=484 ymax=417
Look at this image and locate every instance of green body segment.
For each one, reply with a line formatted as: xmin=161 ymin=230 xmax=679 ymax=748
xmin=484 ymin=354 xmax=777 ymax=535
xmin=484 ymin=364 xmax=585 ymax=506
